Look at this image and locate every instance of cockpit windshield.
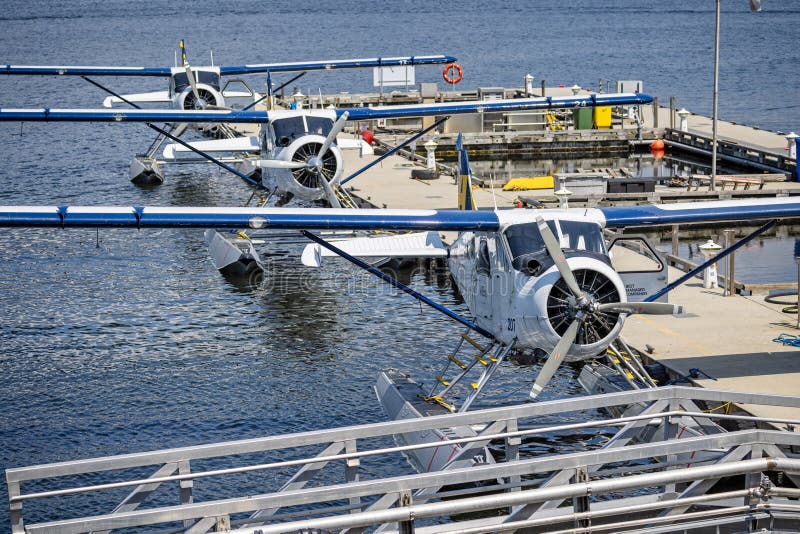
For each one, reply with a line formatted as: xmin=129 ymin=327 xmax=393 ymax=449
xmin=271 ymin=116 xmax=334 ymax=147
xmin=171 ymin=71 xmax=221 ymax=93
xmin=505 ymin=220 xmax=606 ymax=260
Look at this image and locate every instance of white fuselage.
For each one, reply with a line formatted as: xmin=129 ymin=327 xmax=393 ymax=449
xmin=448 ymin=210 xmax=627 ymax=360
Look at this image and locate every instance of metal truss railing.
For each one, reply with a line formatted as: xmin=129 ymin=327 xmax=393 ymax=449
xmin=6 ymin=386 xmax=800 ymax=533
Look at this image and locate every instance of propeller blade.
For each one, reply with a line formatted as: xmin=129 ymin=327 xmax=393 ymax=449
xmin=318 ymin=111 xmax=349 ymax=162
xmin=597 ymin=302 xmax=684 ymax=315
xmin=184 ymin=64 xmax=202 ymax=107
xmin=536 ymin=216 xmax=585 ymax=301
xmin=318 ymin=170 xmax=342 ymax=208
xmin=530 ymin=317 xmax=582 ymax=399
xmin=254 ymin=159 xmax=307 ymax=169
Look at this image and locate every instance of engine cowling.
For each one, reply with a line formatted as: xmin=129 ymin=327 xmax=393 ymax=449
xmin=522 ymin=255 xmax=626 ymax=361
xmin=267 ymin=135 xmax=344 ymax=202
xmin=177 ymin=85 xmax=224 ymax=110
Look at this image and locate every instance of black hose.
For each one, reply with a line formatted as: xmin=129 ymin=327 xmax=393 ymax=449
xmin=764 ymin=290 xmax=799 ymax=314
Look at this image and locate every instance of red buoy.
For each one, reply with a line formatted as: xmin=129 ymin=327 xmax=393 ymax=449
xmin=361 ymin=129 xmax=374 ymax=144
xmin=650 ymin=139 xmax=665 ymax=151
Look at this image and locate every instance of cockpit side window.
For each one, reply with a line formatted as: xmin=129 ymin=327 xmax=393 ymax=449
xmin=476 ymin=238 xmax=491 ymax=275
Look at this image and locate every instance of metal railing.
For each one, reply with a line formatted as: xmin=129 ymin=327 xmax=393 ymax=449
xmin=6 ymin=386 xmax=800 ymax=533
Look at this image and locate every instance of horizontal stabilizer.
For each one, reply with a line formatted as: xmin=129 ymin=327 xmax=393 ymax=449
xmin=301 ymin=231 xmax=447 ymax=267
xmin=102 ymin=91 xmax=171 ymax=108
xmin=336 ymin=137 xmax=374 ymax=156
xmin=163 ymin=136 xmax=260 ymax=159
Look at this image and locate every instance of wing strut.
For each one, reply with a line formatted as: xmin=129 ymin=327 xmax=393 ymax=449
xmin=242 ymin=71 xmax=306 ymax=112
xmin=644 ymin=219 xmax=777 ymax=302
xmin=80 ymin=76 xmax=264 ymax=190
xmin=300 ymin=230 xmax=493 ymax=339
xmin=339 ymin=116 xmax=450 ymax=186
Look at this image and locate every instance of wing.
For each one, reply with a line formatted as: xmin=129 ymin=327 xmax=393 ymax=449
xmin=219 ymin=55 xmax=457 ymax=75
xmin=301 ymin=231 xmax=447 ymax=267
xmin=0 ymin=92 xmax=654 ymax=123
xmin=342 ymin=92 xmax=653 ymax=121
xmin=162 ymin=136 xmax=260 ymax=159
xmin=3 ymin=55 xmax=456 ymax=77
xmin=5 ymin=197 xmax=800 ymax=230
xmin=0 ymin=206 xmax=500 ymax=230
xmin=596 ymin=197 xmax=800 ymax=228
xmin=2 ymin=65 xmax=173 ymax=76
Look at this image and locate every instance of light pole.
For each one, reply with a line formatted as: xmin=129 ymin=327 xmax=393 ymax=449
xmin=711 ymin=0 xmax=721 ymax=191
xmin=712 ymin=2 xmax=761 ymax=191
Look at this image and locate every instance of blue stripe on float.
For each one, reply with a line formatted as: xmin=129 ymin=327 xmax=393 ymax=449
xmin=0 ymin=207 xmax=501 ymax=231
xmin=600 ymin=200 xmax=800 ymax=228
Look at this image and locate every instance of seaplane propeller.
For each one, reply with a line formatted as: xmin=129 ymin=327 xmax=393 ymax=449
xmin=530 ymin=216 xmax=684 ymax=399
xmin=181 ymin=64 xmax=226 ymax=111
xmin=252 ymin=111 xmax=350 ymax=205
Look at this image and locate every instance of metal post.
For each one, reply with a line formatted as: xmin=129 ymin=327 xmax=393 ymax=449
xmin=671 ymin=225 xmax=679 ymax=256
xmin=796 ymin=257 xmax=800 ymax=330
xmin=398 ymin=491 xmax=415 ymax=534
xmin=669 ymin=96 xmax=676 ymax=129
xmin=653 ymin=96 xmax=659 ymax=128
xmin=724 ymin=229 xmax=735 ymax=296
xmin=573 ymin=466 xmax=590 ymax=530
xmin=541 ymin=79 xmax=546 ymax=98
xmin=711 ymin=0 xmax=721 ymax=191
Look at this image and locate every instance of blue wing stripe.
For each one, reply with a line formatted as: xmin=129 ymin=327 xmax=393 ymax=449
xmin=4 ymin=55 xmax=457 ymax=77
xmin=0 ymin=109 xmax=270 ymax=123
xmin=0 ymin=207 xmax=501 ymax=231
xmin=219 ymin=55 xmax=457 ymax=75
xmin=340 ymin=93 xmax=653 ymax=121
xmin=0 ymin=93 xmax=653 ymax=123
xmin=600 ymin=198 xmax=800 ymax=227
xmin=3 ymin=65 xmax=172 ymax=76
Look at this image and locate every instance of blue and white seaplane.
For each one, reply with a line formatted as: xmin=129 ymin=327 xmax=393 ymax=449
xmin=0 ymin=91 xmax=652 ymax=200
xmin=0 ymin=92 xmax=654 ymax=275
xmin=4 ymin=40 xmax=458 ymax=184
xmin=1 ymin=132 xmax=798 ymax=473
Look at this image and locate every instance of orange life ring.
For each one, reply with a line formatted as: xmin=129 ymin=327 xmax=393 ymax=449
xmin=442 ymin=63 xmax=463 ymax=84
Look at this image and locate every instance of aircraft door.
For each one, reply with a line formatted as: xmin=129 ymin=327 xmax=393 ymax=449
xmin=474 ymin=236 xmax=494 ymax=322
xmin=607 ymin=235 xmax=669 ymax=302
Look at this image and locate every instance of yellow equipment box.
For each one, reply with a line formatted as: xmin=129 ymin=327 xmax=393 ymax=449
xmin=593 ymin=106 xmax=612 ymax=129
xmin=502 ymin=176 xmax=554 ymax=191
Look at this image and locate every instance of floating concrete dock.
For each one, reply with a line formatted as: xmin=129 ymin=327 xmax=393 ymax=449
xmin=338 ymin=131 xmax=800 ymax=426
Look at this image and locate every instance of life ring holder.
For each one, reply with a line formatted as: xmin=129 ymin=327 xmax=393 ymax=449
xmin=442 ymin=63 xmax=463 ymax=84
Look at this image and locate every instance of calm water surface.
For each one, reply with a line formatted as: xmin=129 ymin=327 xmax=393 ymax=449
xmin=0 ymin=1 xmax=798 ymax=527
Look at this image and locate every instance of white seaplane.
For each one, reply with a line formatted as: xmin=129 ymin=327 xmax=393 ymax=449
xmin=4 ymin=40 xmax=458 ymax=184
xmin=0 ymin=147 xmax=797 ymax=468
xmin=1 ymin=140 xmax=796 ymax=405
xmin=0 ymin=91 xmax=652 ymax=201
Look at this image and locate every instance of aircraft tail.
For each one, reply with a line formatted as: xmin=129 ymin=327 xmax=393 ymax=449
xmin=456 ymin=133 xmax=476 ymax=210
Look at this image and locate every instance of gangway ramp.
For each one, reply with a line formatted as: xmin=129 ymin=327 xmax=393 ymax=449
xmin=6 ymin=387 xmax=800 ymax=533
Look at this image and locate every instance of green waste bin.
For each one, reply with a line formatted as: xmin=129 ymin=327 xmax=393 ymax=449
xmin=572 ymin=107 xmax=593 ymax=130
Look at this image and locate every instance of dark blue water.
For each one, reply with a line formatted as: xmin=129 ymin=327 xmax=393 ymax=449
xmin=0 ymin=1 xmax=798 ymax=528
